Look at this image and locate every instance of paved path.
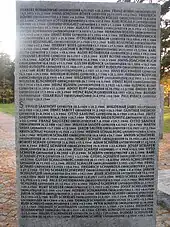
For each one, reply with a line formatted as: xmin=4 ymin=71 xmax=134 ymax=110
xmin=0 ymin=112 xmax=15 ymax=136
xmin=0 ymin=112 xmax=170 ymax=227
xmin=0 ymin=112 xmax=17 ymax=227
xmin=0 ymin=112 xmax=15 ymax=150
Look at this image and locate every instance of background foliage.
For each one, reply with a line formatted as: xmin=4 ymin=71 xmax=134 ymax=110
xmin=160 ymin=0 xmax=170 ymax=104
xmin=0 ymin=53 xmax=14 ymax=103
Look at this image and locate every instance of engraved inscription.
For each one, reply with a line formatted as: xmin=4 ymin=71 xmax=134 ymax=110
xmin=19 ymin=105 xmax=155 ymax=218
xmin=19 ymin=8 xmax=156 ymax=101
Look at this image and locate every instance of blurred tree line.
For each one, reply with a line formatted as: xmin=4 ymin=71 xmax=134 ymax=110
xmin=160 ymin=0 xmax=170 ymax=105
xmin=0 ymin=53 xmax=14 ymax=103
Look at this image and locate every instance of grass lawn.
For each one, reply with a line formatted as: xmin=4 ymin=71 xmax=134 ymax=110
xmin=164 ymin=106 xmax=170 ymax=133
xmin=0 ymin=103 xmax=15 ymax=116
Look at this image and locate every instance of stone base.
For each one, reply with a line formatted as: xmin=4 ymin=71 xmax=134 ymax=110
xmin=19 ymin=217 xmax=155 ymax=227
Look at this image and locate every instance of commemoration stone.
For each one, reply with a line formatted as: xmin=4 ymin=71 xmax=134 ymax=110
xmin=16 ymin=2 xmax=160 ymax=227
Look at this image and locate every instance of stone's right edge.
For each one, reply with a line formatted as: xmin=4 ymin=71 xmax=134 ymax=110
xmin=155 ymin=3 xmax=161 ymax=227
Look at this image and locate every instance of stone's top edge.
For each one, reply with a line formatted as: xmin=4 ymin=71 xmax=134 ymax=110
xmin=16 ymin=1 xmax=160 ymax=10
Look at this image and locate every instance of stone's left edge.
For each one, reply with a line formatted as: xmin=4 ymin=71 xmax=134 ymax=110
xmin=15 ymin=1 xmax=22 ymax=227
